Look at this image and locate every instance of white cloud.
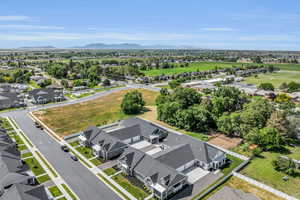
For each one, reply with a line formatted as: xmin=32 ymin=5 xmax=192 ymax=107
xmin=202 ymin=27 xmax=237 ymax=32
xmin=238 ymin=35 xmax=296 ymax=41
xmin=0 ymin=15 xmax=32 ymax=21
xmin=0 ymin=24 xmax=64 ymax=30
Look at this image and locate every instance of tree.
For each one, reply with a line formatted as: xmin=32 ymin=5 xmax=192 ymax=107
xmin=171 ymin=87 xmax=202 ymax=109
xmin=121 ymin=90 xmax=145 ymax=114
xmin=211 ymin=86 xmax=247 ymax=117
xmin=217 ymin=113 xmax=242 ymax=136
xmin=258 ymin=83 xmax=274 ymax=91
xmin=272 ymin=156 xmax=296 ymax=176
xmin=246 ymin=127 xmax=285 ymax=150
xmin=175 ymin=106 xmax=213 ymax=132
xmin=38 ymin=79 xmax=52 ymax=88
xmin=287 ymin=81 xmax=300 ymax=93
xmin=267 ymin=110 xmax=290 ymax=136
xmin=157 ymin=102 xmax=181 ymax=125
xmin=102 ymin=79 xmax=111 ymax=86
xmin=279 ymin=82 xmax=288 ymax=90
xmin=168 ymin=79 xmax=181 ymax=89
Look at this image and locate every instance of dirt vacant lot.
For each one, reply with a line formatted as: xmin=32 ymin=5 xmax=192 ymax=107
xmin=33 ymin=89 xmax=159 ymax=137
xmin=208 ymin=134 xmax=243 ymax=149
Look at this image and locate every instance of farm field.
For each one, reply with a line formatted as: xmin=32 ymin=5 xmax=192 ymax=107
xmin=242 ymin=71 xmax=300 ymax=88
xmin=141 ymin=61 xmax=300 ymax=76
xmin=33 ymin=89 xmax=159 ymax=137
xmin=241 ymin=146 xmax=300 ymax=199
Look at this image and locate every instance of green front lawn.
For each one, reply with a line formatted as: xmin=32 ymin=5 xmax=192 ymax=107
xmin=12 ymin=135 xmax=24 ymax=145
xmin=57 ymin=198 xmax=67 ymax=200
xmin=37 ymin=174 xmax=51 ymax=184
xmin=90 ymin=158 xmax=103 ymax=166
xmin=75 ymin=146 xmax=94 ymax=159
xmin=69 ymin=141 xmax=80 ymax=147
xmin=112 ymin=174 xmax=149 ymax=199
xmin=61 ymin=184 xmax=77 ymax=200
xmin=221 ymin=155 xmax=244 ymax=176
xmin=18 ymin=144 xmax=28 ymax=151
xmin=21 ymin=152 xmax=33 ymax=159
xmin=24 ymin=157 xmax=46 ymax=176
xmin=241 ymin=147 xmax=300 ymax=199
xmin=48 ymin=186 xmax=63 ymax=197
xmin=104 ymin=168 xmax=117 ymax=176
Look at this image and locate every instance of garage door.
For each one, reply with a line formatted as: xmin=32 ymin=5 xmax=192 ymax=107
xmin=123 ymin=138 xmax=131 ymax=144
xmin=185 ymin=160 xmax=195 ymax=169
xmin=132 ymin=136 xmax=140 ymax=143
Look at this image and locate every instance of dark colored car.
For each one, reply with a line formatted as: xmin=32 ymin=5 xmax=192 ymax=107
xmin=61 ymin=145 xmax=69 ymax=152
xmin=70 ymin=154 xmax=78 ymax=161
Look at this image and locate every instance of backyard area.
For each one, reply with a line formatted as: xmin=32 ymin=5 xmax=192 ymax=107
xmin=33 ymin=89 xmax=159 ymax=137
xmin=241 ymin=146 xmax=300 ymax=199
xmin=242 ymin=71 xmax=300 ymax=88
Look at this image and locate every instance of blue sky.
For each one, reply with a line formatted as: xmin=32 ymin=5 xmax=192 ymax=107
xmin=1 ymin=0 xmax=300 ymax=50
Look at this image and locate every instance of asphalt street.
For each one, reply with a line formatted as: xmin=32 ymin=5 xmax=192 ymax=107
xmin=0 ymin=84 xmax=160 ymax=200
xmin=8 ymin=111 xmax=122 ymax=200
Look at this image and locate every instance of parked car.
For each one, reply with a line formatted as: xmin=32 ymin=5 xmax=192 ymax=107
xmin=70 ymin=153 xmax=78 ymax=161
xmin=61 ymin=145 xmax=69 ymax=152
xmin=34 ymin=121 xmax=43 ymax=130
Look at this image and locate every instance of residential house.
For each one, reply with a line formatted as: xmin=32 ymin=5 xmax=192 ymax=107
xmin=29 ymin=88 xmax=65 ymax=104
xmin=0 ymin=92 xmax=25 ymax=110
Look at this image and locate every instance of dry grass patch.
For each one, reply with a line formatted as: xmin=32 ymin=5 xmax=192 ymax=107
xmin=33 ymin=89 xmax=158 ymax=137
xmin=208 ymin=134 xmax=243 ymax=150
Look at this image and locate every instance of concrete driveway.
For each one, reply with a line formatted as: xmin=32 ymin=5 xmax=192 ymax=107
xmin=131 ymin=140 xmax=151 ymax=149
xmin=186 ymin=167 xmax=209 ymax=184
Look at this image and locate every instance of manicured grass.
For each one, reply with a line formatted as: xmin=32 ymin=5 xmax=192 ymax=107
xmin=241 ymin=147 xmax=300 ymax=198
xmin=18 ymin=144 xmax=28 ymax=151
xmin=21 ymin=152 xmax=33 ymax=159
xmin=33 ymin=89 xmax=159 ymax=136
xmin=243 ymin=71 xmax=300 ymax=88
xmin=142 ymin=61 xmax=300 ymax=76
xmin=23 ymin=157 xmax=46 ymax=176
xmin=61 ymin=184 xmax=77 ymax=200
xmin=112 ymin=174 xmax=149 ymax=199
xmin=97 ymin=173 xmax=130 ymax=200
xmin=90 ymin=158 xmax=103 ymax=166
xmin=29 ymin=80 xmax=41 ymax=89
xmin=37 ymin=174 xmax=51 ymax=184
xmin=221 ymin=155 xmax=244 ymax=176
xmin=104 ymin=168 xmax=117 ymax=176
xmin=69 ymin=141 xmax=80 ymax=147
xmin=75 ymin=146 xmax=94 ymax=159
xmin=142 ymin=61 xmax=236 ymax=76
xmin=35 ymin=151 xmax=58 ymax=177
xmin=156 ymin=85 xmax=170 ymax=89
xmin=12 ymin=135 xmax=24 ymax=145
xmin=185 ymin=131 xmax=209 ymax=142
xmin=202 ymin=176 xmax=284 ymax=200
xmin=56 ymin=198 xmax=67 ymax=200
xmin=48 ymin=186 xmax=63 ymax=197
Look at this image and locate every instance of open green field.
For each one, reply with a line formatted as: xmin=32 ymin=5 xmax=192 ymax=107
xmin=243 ymin=71 xmax=300 ymax=88
xmin=241 ymin=146 xmax=300 ymax=198
xmin=33 ymin=89 xmax=159 ymax=137
xmin=141 ymin=61 xmax=300 ymax=76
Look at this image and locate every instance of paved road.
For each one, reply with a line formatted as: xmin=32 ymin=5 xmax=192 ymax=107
xmin=0 ymin=84 xmax=160 ymax=200
xmin=8 ymin=111 xmax=122 ymax=200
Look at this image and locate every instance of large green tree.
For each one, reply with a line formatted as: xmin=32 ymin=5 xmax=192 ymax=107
xmin=121 ymin=90 xmax=145 ymax=114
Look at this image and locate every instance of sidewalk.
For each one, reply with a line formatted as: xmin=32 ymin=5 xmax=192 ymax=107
xmin=7 ymin=117 xmax=78 ymax=200
xmin=30 ymin=112 xmax=136 ymax=200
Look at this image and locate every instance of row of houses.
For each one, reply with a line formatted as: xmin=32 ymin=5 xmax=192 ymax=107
xmin=0 ymin=88 xmax=65 ymax=110
xmin=79 ymin=117 xmax=227 ymax=200
xmin=0 ymin=126 xmax=49 ymax=199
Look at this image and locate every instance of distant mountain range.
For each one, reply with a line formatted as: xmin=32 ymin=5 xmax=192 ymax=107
xmin=18 ymin=46 xmax=56 ymax=49
xmin=17 ymin=43 xmax=200 ymax=50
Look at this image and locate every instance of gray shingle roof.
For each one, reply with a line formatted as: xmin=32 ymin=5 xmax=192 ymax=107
xmin=153 ymin=144 xmax=195 ymax=169
xmin=108 ymin=124 xmax=141 ymax=141
xmin=83 ymin=126 xmax=102 ymax=142
xmin=0 ymin=183 xmax=49 ymax=200
xmin=91 ymin=132 xmax=127 ymax=152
